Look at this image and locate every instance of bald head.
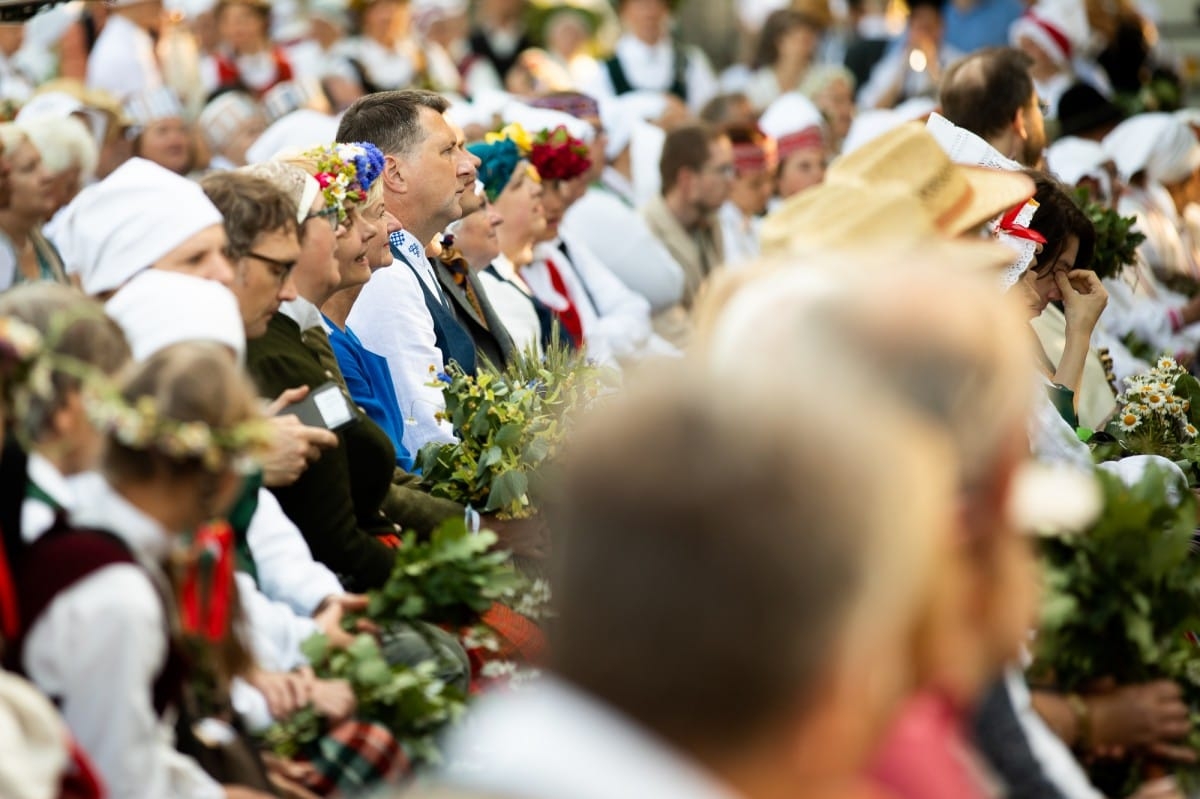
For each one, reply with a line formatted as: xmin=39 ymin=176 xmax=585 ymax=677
xmin=940 ymin=47 xmax=1036 ymax=143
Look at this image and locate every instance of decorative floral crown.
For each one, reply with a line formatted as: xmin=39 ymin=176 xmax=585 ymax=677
xmin=304 ymin=141 xmax=385 ymax=222
xmin=470 ymin=124 xmax=538 ymax=202
xmin=85 ymin=387 xmax=276 ymax=473
xmin=0 ymin=317 xmax=42 ymax=385
xmin=529 ymin=126 xmax=591 ymax=183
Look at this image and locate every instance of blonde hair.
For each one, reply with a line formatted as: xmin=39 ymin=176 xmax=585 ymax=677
xmin=16 ymin=116 xmax=99 ymax=181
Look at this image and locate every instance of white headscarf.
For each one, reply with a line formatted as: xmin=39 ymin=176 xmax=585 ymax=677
xmin=245 ymin=110 xmax=339 ymax=165
xmin=105 ymin=270 xmax=246 ymax=363
xmin=1103 ymin=113 xmax=1200 ymax=185
xmin=1046 ymin=136 xmax=1111 ymax=190
xmin=56 ymin=158 xmax=224 ymax=296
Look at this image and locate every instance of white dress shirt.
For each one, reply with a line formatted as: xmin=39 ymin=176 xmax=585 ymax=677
xmin=583 ymin=33 xmax=718 ymax=113
xmin=246 ymin=488 xmax=344 ymax=617
xmin=23 ymin=475 xmax=223 ymax=799
xmin=476 ymin=254 xmax=543 ymax=356
xmin=86 ymin=14 xmax=164 ymax=101
xmin=21 ymin=452 xmax=77 ymax=543
xmin=523 ymin=237 xmax=676 ymax=365
xmin=440 ymin=677 xmax=738 ymax=799
xmin=347 ymin=232 xmax=457 ymax=451
xmin=561 ymin=185 xmax=686 ymax=312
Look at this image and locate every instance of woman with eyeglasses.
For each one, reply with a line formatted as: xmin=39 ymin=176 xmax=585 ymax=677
xmin=244 ymin=147 xmax=461 ymax=591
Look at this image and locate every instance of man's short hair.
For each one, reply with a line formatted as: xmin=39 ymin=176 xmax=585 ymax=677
xmin=939 ymin=47 xmax=1035 ymax=142
xmin=199 ymin=171 xmax=300 ymax=260
xmin=335 ymin=89 xmax=450 ymax=157
xmin=660 ymin=124 xmax=721 ymax=194
xmin=550 ymin=365 xmax=949 ymax=754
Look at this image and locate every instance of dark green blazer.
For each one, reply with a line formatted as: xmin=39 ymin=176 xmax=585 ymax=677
xmin=247 ymin=312 xmax=398 ymax=591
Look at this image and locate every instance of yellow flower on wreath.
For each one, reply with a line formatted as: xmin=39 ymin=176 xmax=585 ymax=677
xmin=485 ymin=123 xmax=533 ymax=154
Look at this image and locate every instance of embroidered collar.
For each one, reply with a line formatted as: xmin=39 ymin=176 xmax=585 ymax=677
xmin=390 ymin=228 xmax=429 ymax=267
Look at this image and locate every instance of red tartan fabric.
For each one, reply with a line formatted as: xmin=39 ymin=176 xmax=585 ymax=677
xmin=299 ymin=720 xmax=408 ymax=797
xmin=481 ymin=603 xmax=545 ymax=662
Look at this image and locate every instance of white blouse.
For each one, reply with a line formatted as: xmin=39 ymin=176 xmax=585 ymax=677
xmin=477 ymin=254 xmax=543 ymax=356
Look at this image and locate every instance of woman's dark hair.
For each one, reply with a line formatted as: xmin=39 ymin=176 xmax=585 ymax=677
xmin=754 ymin=9 xmax=823 ymax=69
xmin=1026 ymin=169 xmax=1095 ymax=275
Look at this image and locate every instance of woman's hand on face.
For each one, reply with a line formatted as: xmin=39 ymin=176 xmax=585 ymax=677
xmin=1057 ymin=269 xmax=1109 ymax=332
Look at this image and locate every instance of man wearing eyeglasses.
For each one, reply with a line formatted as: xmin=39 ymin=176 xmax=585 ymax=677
xmin=201 ymin=170 xmax=303 ymax=339
xmin=641 ymin=123 xmax=734 ymax=346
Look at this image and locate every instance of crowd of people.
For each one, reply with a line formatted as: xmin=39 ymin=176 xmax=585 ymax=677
xmin=0 ymin=0 xmax=1195 ymax=797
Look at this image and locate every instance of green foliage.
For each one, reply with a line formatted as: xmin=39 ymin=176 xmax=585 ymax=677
xmin=417 ymin=336 xmax=611 ymax=517
xmin=366 ymin=516 xmax=528 ymax=627
xmin=263 ymin=632 xmax=467 ymax=763
xmin=1029 ymin=463 xmax=1200 ymax=787
xmin=1071 ymin=188 xmax=1146 ymax=281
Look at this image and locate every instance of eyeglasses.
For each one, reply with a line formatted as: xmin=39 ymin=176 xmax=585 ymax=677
xmin=707 ymin=163 xmax=737 ymax=179
xmin=243 ymin=250 xmax=297 ymax=284
xmin=305 ymin=206 xmax=340 ymax=231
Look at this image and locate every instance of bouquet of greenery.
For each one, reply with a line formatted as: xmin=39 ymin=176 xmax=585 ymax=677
xmin=261 ymin=632 xmax=467 ymax=763
xmin=262 ymin=519 xmax=540 ymax=763
xmin=365 ymin=516 xmax=530 ymax=627
xmin=1029 ymin=463 xmax=1200 ymax=792
xmin=1090 ymin=357 xmax=1200 ymax=484
xmin=417 ymin=336 xmax=610 ymax=517
xmin=1071 ymin=188 xmax=1146 ymax=282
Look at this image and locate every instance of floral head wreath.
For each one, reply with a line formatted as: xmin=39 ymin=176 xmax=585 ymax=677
xmin=529 ymin=125 xmax=591 ymax=183
xmin=0 ymin=316 xmax=42 ymax=387
xmin=469 ymin=123 xmax=538 ymax=202
xmin=85 ymin=384 xmax=276 ymax=473
xmin=303 ymin=141 xmax=385 ymax=222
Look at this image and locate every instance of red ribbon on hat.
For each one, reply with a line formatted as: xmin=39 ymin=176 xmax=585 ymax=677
xmin=180 ymin=521 xmax=235 ymax=642
xmin=776 ymin=126 xmax=825 ymax=161
xmin=997 ymin=202 xmax=1047 ymax=244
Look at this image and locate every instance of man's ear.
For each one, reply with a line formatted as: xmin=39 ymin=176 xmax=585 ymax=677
xmin=382 ymin=153 xmax=407 ymax=195
xmin=1013 ymin=104 xmax=1029 ymax=142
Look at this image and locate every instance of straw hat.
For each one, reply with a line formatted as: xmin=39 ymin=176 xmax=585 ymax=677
xmin=760 ymin=180 xmax=1019 ymax=272
xmin=825 ymin=122 xmax=1035 ymax=236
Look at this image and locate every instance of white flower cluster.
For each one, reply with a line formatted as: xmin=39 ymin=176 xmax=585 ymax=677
xmin=1115 ymin=357 xmax=1198 ymax=439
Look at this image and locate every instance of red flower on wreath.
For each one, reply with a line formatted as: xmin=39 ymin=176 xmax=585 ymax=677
xmin=529 ymin=125 xmax=592 ymax=182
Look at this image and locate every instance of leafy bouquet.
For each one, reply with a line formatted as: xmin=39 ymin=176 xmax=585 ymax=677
xmin=1071 ymin=188 xmax=1146 ymax=282
xmin=1029 ymin=463 xmax=1200 ymax=792
xmin=417 ymin=336 xmax=610 ymax=518
xmin=263 ymin=519 xmax=543 ymax=763
xmin=1091 ymin=357 xmax=1200 ymax=484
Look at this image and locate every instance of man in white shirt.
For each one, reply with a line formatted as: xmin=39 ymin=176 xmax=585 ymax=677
xmin=584 ymin=0 xmax=718 ymax=113
xmin=86 ymin=0 xmax=166 ymax=102
xmin=338 ymin=89 xmax=480 ymax=452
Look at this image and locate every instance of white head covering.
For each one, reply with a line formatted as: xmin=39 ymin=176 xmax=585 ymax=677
xmin=925 ymin=113 xmax=1039 ymax=291
xmin=503 ymin=102 xmax=595 ymax=144
xmin=1046 ymin=136 xmax=1110 ymax=186
xmin=599 ymin=91 xmax=665 ymax=161
xmin=1009 ymin=0 xmax=1090 ymax=69
xmin=57 ymin=158 xmax=225 ymax=296
xmin=758 ymin=93 xmax=824 ymax=158
xmin=1103 ymin=113 xmax=1200 ymax=185
xmin=105 ymin=270 xmax=246 ymax=363
xmin=198 ymin=91 xmax=265 ymax=151
xmin=843 ymin=100 xmax=938 ymax=155
xmin=245 ymin=110 xmax=340 ymax=164
xmin=124 ymin=86 xmax=185 ymax=127
xmin=17 ymin=91 xmax=110 ymax=145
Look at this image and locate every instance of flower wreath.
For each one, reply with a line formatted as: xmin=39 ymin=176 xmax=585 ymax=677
xmin=0 ymin=316 xmax=42 ymax=385
xmin=85 ymin=385 xmax=276 ymax=473
xmin=528 ymin=126 xmax=591 ymax=183
xmin=471 ymin=123 xmax=538 ymax=202
xmin=304 ymin=141 xmax=385 ymax=222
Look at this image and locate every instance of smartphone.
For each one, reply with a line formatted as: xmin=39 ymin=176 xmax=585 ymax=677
xmin=278 ymin=381 xmax=357 ymax=431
